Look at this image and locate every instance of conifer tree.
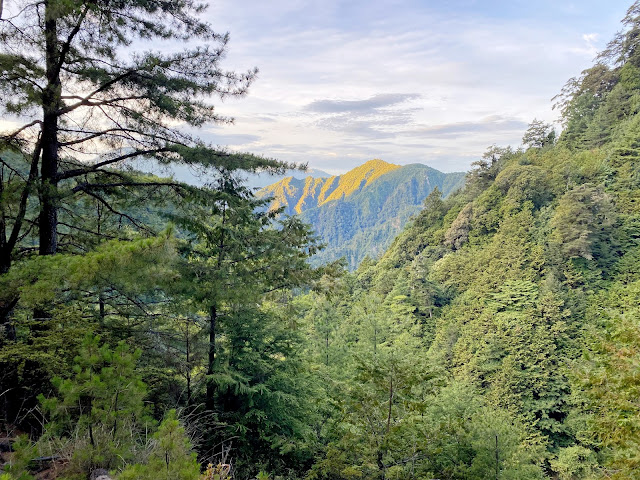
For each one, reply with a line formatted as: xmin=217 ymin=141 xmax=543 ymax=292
xmin=39 ymin=335 xmax=151 ymax=473
xmin=0 ymin=0 xmax=292 ymax=274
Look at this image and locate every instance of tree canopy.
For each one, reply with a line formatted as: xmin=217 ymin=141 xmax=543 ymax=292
xmin=3 ymin=2 xmax=640 ymax=480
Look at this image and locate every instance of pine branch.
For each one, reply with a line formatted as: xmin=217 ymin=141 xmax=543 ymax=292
xmin=57 ymin=147 xmax=170 ymax=180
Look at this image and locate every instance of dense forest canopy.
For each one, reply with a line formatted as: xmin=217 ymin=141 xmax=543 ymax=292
xmin=2 ymin=1 xmax=640 ymax=480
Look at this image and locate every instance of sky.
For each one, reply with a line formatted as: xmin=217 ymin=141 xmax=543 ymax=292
xmin=189 ymin=0 xmax=633 ymax=174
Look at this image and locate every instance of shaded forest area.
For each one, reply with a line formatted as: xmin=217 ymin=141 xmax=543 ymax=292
xmin=2 ymin=1 xmax=640 ymax=479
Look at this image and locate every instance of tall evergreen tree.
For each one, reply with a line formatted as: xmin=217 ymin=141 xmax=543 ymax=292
xmin=0 ymin=0 xmax=291 ymax=273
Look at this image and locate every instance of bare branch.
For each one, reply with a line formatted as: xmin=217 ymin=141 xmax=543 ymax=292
xmin=53 ymin=3 xmax=90 ymax=80
xmin=1 ymin=120 xmax=42 ymax=141
xmin=56 ymin=70 xmax=140 ymax=115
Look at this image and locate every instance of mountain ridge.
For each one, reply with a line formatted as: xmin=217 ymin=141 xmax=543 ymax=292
xmin=258 ymin=160 xmax=466 ymax=268
xmin=258 ymin=159 xmax=402 ymax=215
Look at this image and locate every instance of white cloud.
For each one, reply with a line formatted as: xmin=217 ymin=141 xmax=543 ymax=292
xmin=193 ymin=0 xmax=629 ymax=174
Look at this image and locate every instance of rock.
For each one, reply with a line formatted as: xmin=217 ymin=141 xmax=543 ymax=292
xmin=0 ymin=438 xmax=12 ymax=453
xmin=89 ymin=468 xmax=112 ymax=480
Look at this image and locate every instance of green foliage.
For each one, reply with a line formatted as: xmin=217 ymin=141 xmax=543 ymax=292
xmin=573 ymin=279 xmax=640 ymax=479
xmin=549 ymin=445 xmax=599 ymax=480
xmin=550 ymin=184 xmax=615 ymax=261
xmin=165 ymin=178 xmax=325 ymax=477
xmin=301 ymin=12 xmax=640 ymax=474
xmin=5 ymin=4 xmax=640 ymax=480
xmin=444 ymin=202 xmax=473 ymax=249
xmin=1 ymin=435 xmax=36 ymax=480
xmin=522 ymin=119 xmax=556 ymax=149
xmin=118 ymin=410 xmax=200 ymax=480
xmin=308 ymin=294 xmax=436 ymax=480
xmin=39 ymin=335 xmax=151 ymax=473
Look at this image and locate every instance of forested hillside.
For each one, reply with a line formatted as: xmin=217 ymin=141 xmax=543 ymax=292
xmin=291 ymin=4 xmax=640 ymax=477
xmin=259 ymin=160 xmax=465 ymax=268
xmin=2 ymin=1 xmax=640 ymax=480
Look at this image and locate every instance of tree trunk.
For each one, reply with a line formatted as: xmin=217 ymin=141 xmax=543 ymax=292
xmin=32 ymin=1 xmax=62 ymax=329
xmin=377 ymin=450 xmax=386 ymax=480
xmin=206 ymin=303 xmax=217 ymax=412
xmin=206 ymin=200 xmax=227 ymax=412
xmin=0 ymin=174 xmax=15 ymax=332
xmin=0 ymin=297 xmax=17 ymax=342
xmin=0 ymin=253 xmax=9 ymax=276
xmin=185 ymin=319 xmax=192 ymax=406
xmin=40 ymin=0 xmax=61 ymax=257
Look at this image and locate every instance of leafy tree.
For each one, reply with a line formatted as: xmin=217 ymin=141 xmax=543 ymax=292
xmin=466 ymin=145 xmax=516 ymax=196
xmin=0 ymin=435 xmax=37 ymax=480
xmin=553 ymin=64 xmax=617 ymax=130
xmin=444 ymin=203 xmax=473 ymax=250
xmin=166 ymin=177 xmax=324 ymax=476
xmin=575 ymin=279 xmax=640 ymax=479
xmin=0 ymin=233 xmax=176 ymax=429
xmin=549 ymin=445 xmax=599 ymax=480
xmin=597 ymin=1 xmax=640 ymax=67
xmin=550 ymin=184 xmax=615 ymax=261
xmin=522 ymin=120 xmax=556 ymax=149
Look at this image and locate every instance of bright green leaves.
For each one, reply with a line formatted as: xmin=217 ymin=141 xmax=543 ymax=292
xmin=0 ymin=435 xmax=37 ymax=480
xmin=575 ymin=280 xmax=640 ymax=478
xmin=0 ymin=233 xmax=176 ymax=311
xmin=522 ymin=120 xmax=556 ymax=150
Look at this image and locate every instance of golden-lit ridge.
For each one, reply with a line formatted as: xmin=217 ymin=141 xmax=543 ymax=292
xmin=259 ymin=159 xmax=400 ymax=214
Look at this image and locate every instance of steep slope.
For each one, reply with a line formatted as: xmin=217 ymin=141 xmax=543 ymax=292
xmin=258 ymin=159 xmax=402 ymax=215
xmin=243 ymin=166 xmax=331 ymax=190
xmin=332 ymin=38 xmax=640 ymax=475
xmin=299 ymin=103 xmax=640 ymax=480
xmin=258 ymin=160 xmax=465 ymax=269
xmin=293 ymin=11 xmax=640 ymax=477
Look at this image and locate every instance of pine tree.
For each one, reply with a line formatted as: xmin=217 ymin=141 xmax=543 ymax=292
xmin=0 ymin=0 xmax=293 ymax=302
xmin=119 ymin=410 xmax=201 ymax=480
xmin=39 ymin=335 xmax=151 ymax=473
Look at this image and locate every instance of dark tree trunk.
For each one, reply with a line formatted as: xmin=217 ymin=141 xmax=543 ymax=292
xmin=206 ymin=200 xmax=227 ymax=412
xmin=377 ymin=450 xmax=386 ymax=479
xmin=40 ymin=0 xmax=61 ymax=257
xmin=0 ymin=173 xmax=15 ymax=331
xmin=0 ymin=203 xmax=16 ymax=337
xmin=0 ymin=297 xmax=17 ymax=342
xmin=206 ymin=303 xmax=217 ymax=412
xmin=0 ymin=254 xmax=9 ymax=276
xmin=185 ymin=320 xmax=192 ymax=406
xmin=32 ymin=1 xmax=62 ymax=329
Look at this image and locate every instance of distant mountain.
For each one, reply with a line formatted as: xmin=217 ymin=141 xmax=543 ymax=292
xmin=258 ymin=159 xmax=465 ymax=269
